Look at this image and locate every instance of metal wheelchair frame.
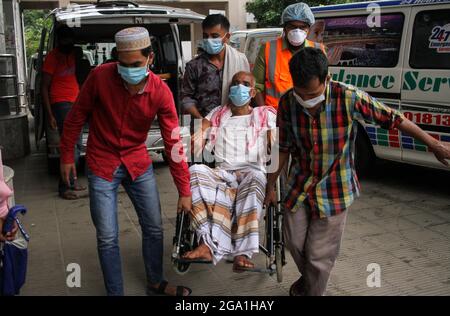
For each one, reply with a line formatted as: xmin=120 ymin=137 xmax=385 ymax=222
xmin=171 ymin=179 xmax=286 ymax=283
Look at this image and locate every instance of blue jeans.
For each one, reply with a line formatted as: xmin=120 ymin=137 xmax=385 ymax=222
xmin=51 ymin=102 xmax=82 ymax=195
xmin=87 ymin=164 xmax=164 ymax=296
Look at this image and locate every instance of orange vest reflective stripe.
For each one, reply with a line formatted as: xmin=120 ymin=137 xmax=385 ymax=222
xmin=264 ymin=37 xmax=326 ymax=109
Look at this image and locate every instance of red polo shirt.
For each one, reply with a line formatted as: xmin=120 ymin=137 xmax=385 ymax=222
xmin=42 ymin=48 xmax=79 ymax=104
xmin=60 ymin=62 xmax=191 ymax=197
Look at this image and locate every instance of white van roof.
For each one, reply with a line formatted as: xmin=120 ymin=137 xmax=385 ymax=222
xmin=232 ymin=28 xmax=283 ymax=35
xmin=52 ymin=1 xmax=204 ymax=23
xmin=311 ymin=0 xmax=450 ymax=13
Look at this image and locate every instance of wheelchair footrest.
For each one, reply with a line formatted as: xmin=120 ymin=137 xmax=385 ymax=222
xmin=174 ymin=258 xmax=213 ymax=265
xmin=234 ymin=267 xmax=274 ymax=274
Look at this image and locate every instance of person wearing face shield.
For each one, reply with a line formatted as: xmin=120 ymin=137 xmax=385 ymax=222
xmin=181 ymin=14 xmax=250 ymax=120
xmin=265 ymin=48 xmax=450 ymax=296
xmin=41 ymin=25 xmax=86 ymax=200
xmin=59 ymin=27 xmax=193 ymax=297
xmin=183 ymin=71 xmax=277 ymax=271
xmin=252 ymin=2 xmax=326 ymax=109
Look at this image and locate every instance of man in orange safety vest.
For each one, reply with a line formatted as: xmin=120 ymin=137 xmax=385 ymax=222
xmin=253 ymin=2 xmax=326 ymax=109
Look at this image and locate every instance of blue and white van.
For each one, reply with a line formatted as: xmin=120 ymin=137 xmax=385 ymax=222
xmin=309 ymin=0 xmax=450 ymax=173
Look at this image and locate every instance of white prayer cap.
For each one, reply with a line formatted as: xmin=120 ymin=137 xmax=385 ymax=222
xmin=115 ymin=27 xmax=151 ymax=52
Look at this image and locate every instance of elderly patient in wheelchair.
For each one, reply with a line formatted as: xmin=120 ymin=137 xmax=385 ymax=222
xmin=183 ymin=71 xmax=276 ymax=272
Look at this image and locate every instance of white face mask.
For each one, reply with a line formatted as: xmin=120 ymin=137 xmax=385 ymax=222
xmin=287 ymin=29 xmax=307 ymax=47
xmin=293 ymin=83 xmax=327 ymax=109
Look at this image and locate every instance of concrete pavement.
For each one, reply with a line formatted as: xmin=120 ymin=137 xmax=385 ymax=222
xmin=6 ymin=146 xmax=450 ymax=296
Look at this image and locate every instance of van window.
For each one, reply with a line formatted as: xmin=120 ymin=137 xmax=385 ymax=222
xmin=161 ymin=34 xmax=177 ymax=65
xmin=319 ymin=14 xmax=404 ymax=68
xmin=230 ymin=33 xmax=247 ymax=51
xmin=246 ymin=34 xmax=280 ymax=67
xmin=410 ymin=9 xmax=450 ymax=69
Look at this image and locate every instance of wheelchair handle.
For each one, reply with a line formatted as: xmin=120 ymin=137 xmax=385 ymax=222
xmin=2 ymin=205 xmax=27 ymax=235
xmin=15 ymin=218 xmax=30 ymax=242
xmin=176 ymin=211 xmax=186 ymax=251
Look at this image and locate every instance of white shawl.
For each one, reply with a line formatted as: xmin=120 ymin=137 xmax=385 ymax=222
xmin=221 ymin=44 xmax=250 ymax=105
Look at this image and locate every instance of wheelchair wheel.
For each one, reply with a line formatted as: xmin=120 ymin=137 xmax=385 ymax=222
xmin=173 ymin=232 xmax=197 ymax=275
xmin=264 ymin=204 xmax=275 ymax=275
xmin=274 ymin=203 xmax=284 ymax=283
xmin=172 ymin=212 xmax=197 ymax=275
xmin=275 ymin=246 xmax=283 ymax=283
xmin=173 ymin=259 xmax=191 ymax=275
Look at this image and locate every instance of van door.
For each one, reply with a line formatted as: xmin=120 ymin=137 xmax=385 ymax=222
xmin=401 ymin=4 xmax=450 ymax=169
xmin=34 ymin=27 xmax=48 ymax=150
xmin=171 ymin=23 xmax=184 ymax=114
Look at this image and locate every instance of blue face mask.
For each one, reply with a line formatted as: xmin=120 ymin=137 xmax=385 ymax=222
xmin=202 ymin=36 xmax=225 ymax=55
xmin=229 ymin=84 xmax=252 ymax=107
xmin=117 ymin=60 xmax=149 ymax=85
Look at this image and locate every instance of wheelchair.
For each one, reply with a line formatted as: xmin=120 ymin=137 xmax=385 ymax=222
xmin=171 ymin=178 xmax=287 ymax=283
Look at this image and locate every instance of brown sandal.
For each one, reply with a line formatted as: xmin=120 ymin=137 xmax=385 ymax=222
xmin=60 ymin=191 xmax=80 ymax=200
xmin=147 ymin=281 xmax=192 ymax=296
xmin=232 ymin=255 xmax=255 ymax=273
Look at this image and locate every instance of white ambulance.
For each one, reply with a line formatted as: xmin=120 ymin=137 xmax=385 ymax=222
xmin=309 ymin=0 xmax=450 ymax=174
xmin=33 ymin=1 xmax=204 ymax=173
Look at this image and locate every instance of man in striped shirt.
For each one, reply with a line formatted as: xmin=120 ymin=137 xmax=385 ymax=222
xmin=265 ymin=47 xmax=450 ymax=296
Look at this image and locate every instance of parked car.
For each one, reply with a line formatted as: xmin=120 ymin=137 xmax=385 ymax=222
xmin=33 ymin=1 xmax=203 ymax=173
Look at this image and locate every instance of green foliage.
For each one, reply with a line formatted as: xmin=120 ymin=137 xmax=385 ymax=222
xmin=23 ymin=10 xmax=52 ymax=60
xmin=246 ymin=0 xmax=354 ymax=28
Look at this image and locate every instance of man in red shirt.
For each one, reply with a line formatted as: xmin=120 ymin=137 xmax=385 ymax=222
xmin=60 ymin=27 xmax=192 ymax=296
xmin=42 ymin=25 xmax=84 ymax=200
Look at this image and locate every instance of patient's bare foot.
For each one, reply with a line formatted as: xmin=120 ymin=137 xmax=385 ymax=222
xmin=182 ymin=244 xmax=213 ymax=261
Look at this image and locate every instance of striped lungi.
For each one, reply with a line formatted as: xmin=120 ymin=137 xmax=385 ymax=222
xmin=189 ymin=164 xmax=266 ymax=264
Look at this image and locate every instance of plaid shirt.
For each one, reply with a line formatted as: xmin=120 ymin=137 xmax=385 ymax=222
xmin=277 ymin=80 xmax=404 ymax=218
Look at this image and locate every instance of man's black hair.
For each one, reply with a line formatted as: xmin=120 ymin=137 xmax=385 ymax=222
xmin=56 ymin=25 xmax=75 ymax=40
xmin=289 ymin=47 xmax=328 ymax=88
xmin=202 ymin=14 xmax=230 ymax=32
xmin=141 ymin=46 xmax=153 ymax=58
